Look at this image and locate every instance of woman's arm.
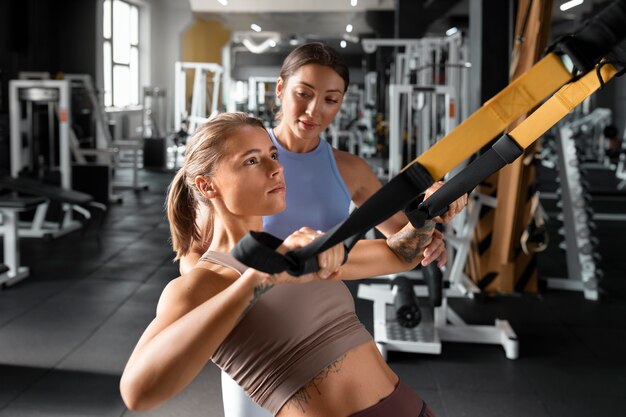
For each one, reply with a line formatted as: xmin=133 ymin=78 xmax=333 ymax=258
xmin=338 ymin=221 xmax=446 ymax=280
xmin=120 ymin=267 xmax=272 ymax=411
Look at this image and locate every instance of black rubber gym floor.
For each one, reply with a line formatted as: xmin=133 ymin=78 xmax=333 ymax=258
xmin=0 ymin=166 xmax=624 ymax=417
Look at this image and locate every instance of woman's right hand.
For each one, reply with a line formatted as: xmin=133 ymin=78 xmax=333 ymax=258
xmin=276 ymin=227 xmax=344 ymax=281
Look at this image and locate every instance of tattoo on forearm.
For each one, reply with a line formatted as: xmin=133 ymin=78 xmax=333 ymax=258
xmin=241 ymin=280 xmax=275 ymax=318
xmin=387 ymin=220 xmax=436 ymax=263
xmin=285 ymin=354 xmax=346 ymax=412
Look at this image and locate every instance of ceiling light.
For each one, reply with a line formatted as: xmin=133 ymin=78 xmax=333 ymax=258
xmin=217 ymin=0 xmax=227 ymax=5
xmin=289 ymin=36 xmax=299 ymax=46
xmin=340 ymin=40 xmax=347 ymax=48
xmin=560 ymin=0 xmax=583 ymax=11
xmin=233 ymin=31 xmax=281 ymax=54
xmin=346 ymin=24 xmax=353 ymax=33
xmin=446 ymin=27 xmax=458 ymax=37
xmin=242 ymin=38 xmax=272 ymax=53
xmin=351 ymin=0 xmax=357 ymax=6
xmin=250 ymin=24 xmax=262 ymax=32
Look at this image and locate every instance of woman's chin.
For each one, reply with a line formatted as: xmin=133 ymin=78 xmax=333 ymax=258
xmin=274 ymin=201 xmax=287 ymax=214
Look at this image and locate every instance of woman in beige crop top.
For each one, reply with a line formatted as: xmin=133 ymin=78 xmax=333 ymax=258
xmin=120 ymin=112 xmax=441 ymax=416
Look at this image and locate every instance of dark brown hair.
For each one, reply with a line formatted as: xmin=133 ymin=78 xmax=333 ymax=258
xmin=274 ymin=42 xmax=350 ymax=120
xmin=166 ymin=112 xmax=265 ymax=260
xmin=279 ymin=42 xmax=350 ymax=92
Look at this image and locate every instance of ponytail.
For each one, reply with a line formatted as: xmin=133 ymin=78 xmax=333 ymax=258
xmin=167 ymin=169 xmax=197 ymax=260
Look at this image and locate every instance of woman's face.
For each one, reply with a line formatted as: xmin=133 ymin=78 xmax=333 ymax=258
xmin=211 ymin=126 xmax=286 ymax=216
xmin=276 ymin=64 xmax=345 ymax=141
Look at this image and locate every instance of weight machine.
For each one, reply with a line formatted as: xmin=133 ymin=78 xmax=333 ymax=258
xmin=326 ymin=85 xmax=377 ymax=158
xmin=247 ymin=76 xmax=277 ymax=126
xmin=7 ymin=79 xmax=86 ymax=238
xmin=64 ymin=74 xmax=147 ymax=195
xmin=174 ymin=61 xmax=223 ymax=135
xmin=362 ymin=34 xmax=470 ymax=177
xmin=387 ymin=84 xmax=457 ymax=179
xmin=363 ymin=33 xmax=469 ymax=119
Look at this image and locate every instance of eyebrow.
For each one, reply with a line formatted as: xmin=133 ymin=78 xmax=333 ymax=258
xmin=239 ymin=145 xmax=278 ymax=159
xmin=298 ymin=81 xmax=343 ymax=94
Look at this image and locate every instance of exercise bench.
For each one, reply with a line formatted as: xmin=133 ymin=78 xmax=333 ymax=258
xmin=0 ymin=195 xmax=46 ymax=287
xmin=0 ymin=176 xmax=106 ymax=239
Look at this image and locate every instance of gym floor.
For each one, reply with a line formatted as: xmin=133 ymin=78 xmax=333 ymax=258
xmin=1 ymin=167 xmax=625 ymax=417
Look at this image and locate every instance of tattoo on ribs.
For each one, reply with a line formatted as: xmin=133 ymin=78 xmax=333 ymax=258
xmin=284 ymin=354 xmax=347 ymax=412
xmin=387 ymin=221 xmax=436 ymax=263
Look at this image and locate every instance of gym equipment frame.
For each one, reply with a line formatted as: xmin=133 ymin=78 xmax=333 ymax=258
xmin=0 ymin=196 xmax=46 ymax=287
xmin=358 ymin=192 xmax=519 ymax=360
xmin=65 ymin=74 xmax=146 ymax=193
xmin=174 ymin=61 xmax=223 ymax=134
xmin=388 ymin=84 xmax=457 ymax=179
xmin=8 ymin=80 xmax=86 ymax=238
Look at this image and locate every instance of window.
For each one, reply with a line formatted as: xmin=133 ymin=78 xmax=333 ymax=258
xmin=103 ymin=0 xmax=139 ymax=107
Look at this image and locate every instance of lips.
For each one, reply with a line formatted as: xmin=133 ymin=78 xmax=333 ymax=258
xmin=298 ymin=119 xmax=318 ymax=130
xmin=268 ymin=183 xmax=286 ymax=194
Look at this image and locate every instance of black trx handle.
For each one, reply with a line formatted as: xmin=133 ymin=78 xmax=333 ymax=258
xmin=551 ymin=0 xmax=626 ymax=73
xmin=419 ymin=134 xmax=524 ymax=218
xmin=232 ymin=163 xmax=435 ymax=275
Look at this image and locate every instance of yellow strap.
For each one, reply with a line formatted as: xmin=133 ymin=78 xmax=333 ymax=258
xmin=410 ymin=52 xmax=573 ymax=180
xmin=510 ymin=63 xmax=618 ymax=148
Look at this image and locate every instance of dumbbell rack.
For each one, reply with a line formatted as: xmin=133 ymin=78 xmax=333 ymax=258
xmin=358 ymin=193 xmax=519 ymax=360
xmin=546 ymin=125 xmax=601 ymax=300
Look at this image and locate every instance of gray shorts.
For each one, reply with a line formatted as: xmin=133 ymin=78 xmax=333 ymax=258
xmin=348 ymin=380 xmax=435 ymax=417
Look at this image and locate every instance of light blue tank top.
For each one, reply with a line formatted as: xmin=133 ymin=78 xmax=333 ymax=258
xmin=263 ymin=129 xmax=352 ymax=239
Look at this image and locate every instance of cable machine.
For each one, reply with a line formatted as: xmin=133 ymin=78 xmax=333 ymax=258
xmin=7 ymin=79 xmax=86 ymax=238
xmin=174 ymin=61 xmax=223 ymax=135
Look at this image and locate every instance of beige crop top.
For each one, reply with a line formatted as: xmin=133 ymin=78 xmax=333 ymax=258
xmin=202 ymin=251 xmax=373 ymax=416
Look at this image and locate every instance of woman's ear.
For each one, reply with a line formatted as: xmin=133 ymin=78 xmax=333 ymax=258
xmin=276 ymin=77 xmax=284 ymax=99
xmin=195 ymin=176 xmax=218 ymax=198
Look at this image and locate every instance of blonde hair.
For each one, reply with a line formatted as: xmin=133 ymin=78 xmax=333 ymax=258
xmin=166 ymin=112 xmax=266 ymax=260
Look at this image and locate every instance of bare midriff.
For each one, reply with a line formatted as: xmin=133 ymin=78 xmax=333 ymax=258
xmin=276 ymin=341 xmax=398 ymax=417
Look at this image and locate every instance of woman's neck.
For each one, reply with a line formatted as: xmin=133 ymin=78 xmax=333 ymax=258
xmin=208 ymin=215 xmax=262 ymax=254
xmin=273 ymin=123 xmax=320 ymax=154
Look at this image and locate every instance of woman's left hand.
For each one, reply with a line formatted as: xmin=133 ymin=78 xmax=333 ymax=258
xmin=423 ymin=181 xmax=468 ymax=224
xmin=277 ymin=227 xmax=344 ymax=280
xmin=420 ymin=228 xmax=446 ymax=268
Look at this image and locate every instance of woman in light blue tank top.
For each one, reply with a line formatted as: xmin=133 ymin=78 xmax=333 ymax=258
xmin=215 ymin=44 xmax=468 ymax=417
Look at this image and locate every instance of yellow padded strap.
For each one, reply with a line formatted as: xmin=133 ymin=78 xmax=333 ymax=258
xmin=510 ymin=63 xmax=618 ymax=148
xmin=410 ymin=52 xmax=573 ymax=180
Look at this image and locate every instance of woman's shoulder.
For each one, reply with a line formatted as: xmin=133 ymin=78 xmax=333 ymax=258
xmin=156 ymin=267 xmax=229 ymax=317
xmin=332 ymin=148 xmax=371 ymax=172
xmin=332 ymin=148 xmax=380 ymax=194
